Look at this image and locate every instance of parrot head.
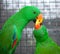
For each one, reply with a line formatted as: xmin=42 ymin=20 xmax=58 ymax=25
xmin=20 ymin=6 xmax=43 ymax=28
xmin=33 ymin=25 xmax=48 ymax=42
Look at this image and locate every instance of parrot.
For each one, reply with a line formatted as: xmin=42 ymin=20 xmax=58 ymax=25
xmin=0 ymin=6 xmax=42 ymax=54
xmin=33 ymin=17 xmax=60 ymax=54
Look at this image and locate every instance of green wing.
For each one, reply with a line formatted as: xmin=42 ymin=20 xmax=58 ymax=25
xmin=0 ymin=25 xmax=20 ymax=54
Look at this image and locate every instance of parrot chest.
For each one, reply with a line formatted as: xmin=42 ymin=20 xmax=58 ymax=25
xmin=36 ymin=45 xmax=60 ymax=54
xmin=35 ymin=39 xmax=60 ymax=54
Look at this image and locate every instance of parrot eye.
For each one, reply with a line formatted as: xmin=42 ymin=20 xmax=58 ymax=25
xmin=33 ymin=12 xmax=36 ymax=14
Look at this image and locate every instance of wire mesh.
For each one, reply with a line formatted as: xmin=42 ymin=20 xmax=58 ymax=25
xmin=0 ymin=0 xmax=60 ymax=54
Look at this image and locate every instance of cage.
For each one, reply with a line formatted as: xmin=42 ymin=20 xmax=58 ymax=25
xmin=0 ymin=0 xmax=60 ymax=54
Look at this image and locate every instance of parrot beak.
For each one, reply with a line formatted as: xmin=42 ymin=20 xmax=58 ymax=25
xmin=35 ymin=14 xmax=43 ymax=29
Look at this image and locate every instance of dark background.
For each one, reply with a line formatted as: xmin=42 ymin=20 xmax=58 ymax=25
xmin=0 ymin=0 xmax=60 ymax=54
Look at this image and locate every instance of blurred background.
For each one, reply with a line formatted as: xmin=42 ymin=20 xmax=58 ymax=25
xmin=0 ymin=0 xmax=60 ymax=54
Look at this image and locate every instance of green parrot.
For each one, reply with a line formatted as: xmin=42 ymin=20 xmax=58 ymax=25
xmin=0 ymin=6 xmax=41 ymax=54
xmin=33 ymin=25 xmax=60 ymax=54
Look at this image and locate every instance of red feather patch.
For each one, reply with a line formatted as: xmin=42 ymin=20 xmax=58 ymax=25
xmin=12 ymin=39 xmax=17 ymax=48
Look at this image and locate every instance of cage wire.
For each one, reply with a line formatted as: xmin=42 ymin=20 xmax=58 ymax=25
xmin=0 ymin=0 xmax=60 ymax=54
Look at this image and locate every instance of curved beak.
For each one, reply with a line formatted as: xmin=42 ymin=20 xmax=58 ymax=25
xmin=35 ymin=14 xmax=43 ymax=29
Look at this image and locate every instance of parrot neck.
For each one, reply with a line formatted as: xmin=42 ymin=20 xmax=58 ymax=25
xmin=36 ymin=36 xmax=48 ymax=44
xmin=36 ymin=36 xmax=48 ymax=43
xmin=3 ymin=11 xmax=29 ymax=33
xmin=36 ymin=37 xmax=56 ymax=46
xmin=12 ymin=12 xmax=29 ymax=33
xmin=16 ymin=19 xmax=29 ymax=33
xmin=4 ymin=12 xmax=29 ymax=34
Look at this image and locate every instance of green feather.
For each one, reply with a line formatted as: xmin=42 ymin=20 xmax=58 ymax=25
xmin=33 ymin=25 xmax=60 ymax=54
xmin=0 ymin=6 xmax=41 ymax=54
